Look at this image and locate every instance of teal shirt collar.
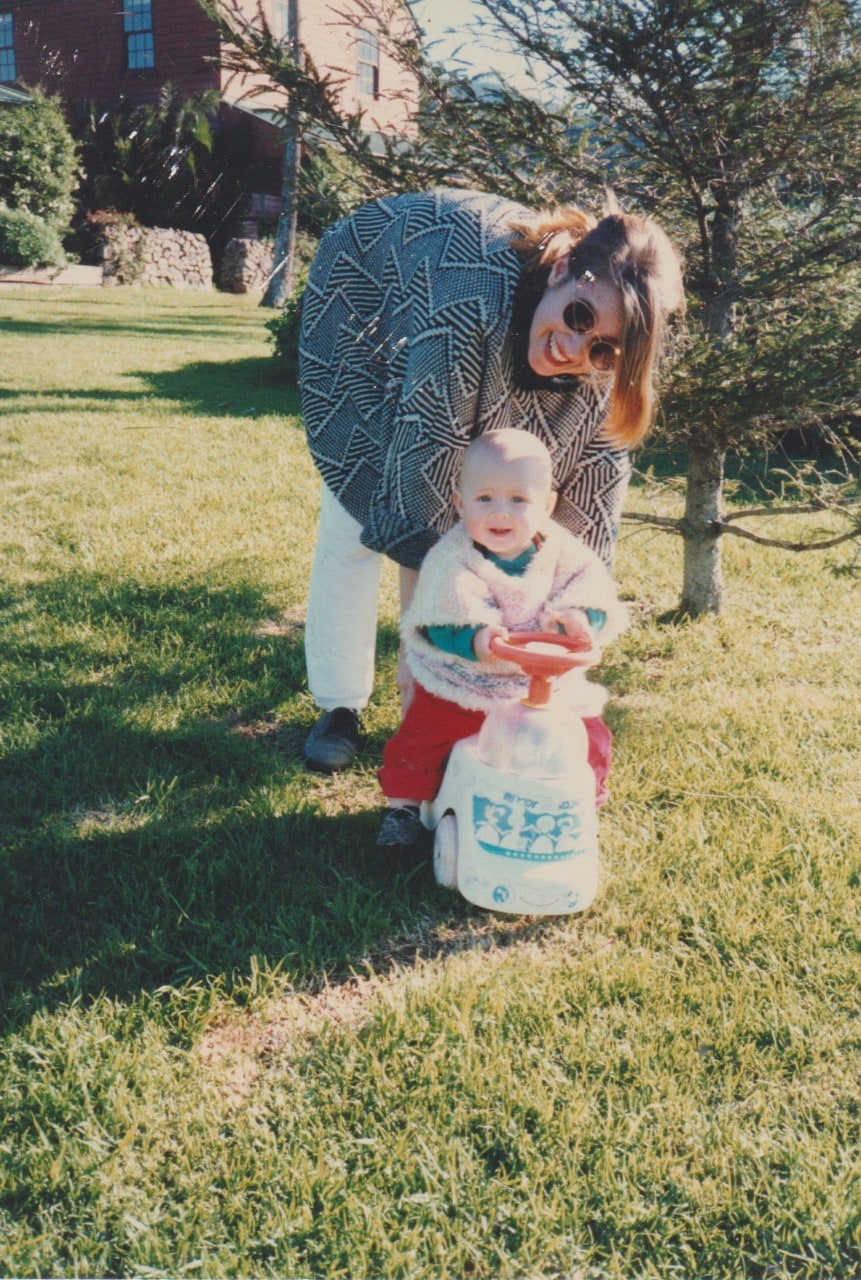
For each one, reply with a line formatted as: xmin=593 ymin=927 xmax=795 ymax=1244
xmin=475 ymin=532 xmax=544 ymax=576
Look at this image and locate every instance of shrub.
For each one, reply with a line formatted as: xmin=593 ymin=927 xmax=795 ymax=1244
xmin=298 ymin=146 xmax=369 ymax=236
xmin=265 ymin=234 xmax=317 ymax=381
xmin=0 ymin=206 xmax=66 ymax=267
xmin=0 ymin=89 xmax=79 ymax=234
xmin=73 ymin=85 xmax=259 ymax=267
xmin=265 ymin=266 xmax=309 ymax=382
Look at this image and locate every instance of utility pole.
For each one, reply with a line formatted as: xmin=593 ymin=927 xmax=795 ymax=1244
xmin=262 ymin=0 xmax=301 ymax=308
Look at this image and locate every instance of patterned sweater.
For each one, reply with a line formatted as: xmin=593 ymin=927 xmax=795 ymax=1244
xmin=403 ymin=521 xmax=628 ymax=715
xmin=299 ymin=189 xmax=630 ymax=570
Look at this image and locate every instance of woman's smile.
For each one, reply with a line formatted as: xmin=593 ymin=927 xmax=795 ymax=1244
xmin=545 ymin=332 xmax=573 ymax=368
xmin=528 ymin=260 xmax=624 ymax=379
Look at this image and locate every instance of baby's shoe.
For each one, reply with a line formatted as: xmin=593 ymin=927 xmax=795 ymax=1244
xmin=376 ymin=805 xmax=422 ymax=850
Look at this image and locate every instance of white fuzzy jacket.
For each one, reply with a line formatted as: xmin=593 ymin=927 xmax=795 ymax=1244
xmin=403 ymin=521 xmax=628 ymax=714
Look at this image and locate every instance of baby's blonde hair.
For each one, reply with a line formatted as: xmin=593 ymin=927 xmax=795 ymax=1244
xmin=459 ymin=429 xmax=554 ymax=491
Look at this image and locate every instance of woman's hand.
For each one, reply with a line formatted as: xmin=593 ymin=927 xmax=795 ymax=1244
xmin=473 ymin=625 xmax=509 ymax=663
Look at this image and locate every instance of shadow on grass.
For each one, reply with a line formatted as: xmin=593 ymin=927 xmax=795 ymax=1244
xmin=2 ymin=799 xmax=439 ymax=1026
xmin=0 ymin=571 xmax=443 ymax=1025
xmin=0 ymin=294 xmax=269 ymax=343
xmin=0 ymin=318 xmax=265 ymax=343
xmin=144 ymin=358 xmax=299 ymax=418
xmin=0 ymin=358 xmax=300 ymax=421
xmin=2 ymin=562 xmax=627 ymax=1027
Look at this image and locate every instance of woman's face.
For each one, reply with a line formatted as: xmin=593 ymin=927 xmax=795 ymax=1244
xmin=527 ymin=257 xmax=624 ymax=379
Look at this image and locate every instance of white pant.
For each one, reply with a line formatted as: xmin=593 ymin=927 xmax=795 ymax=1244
xmin=305 ymin=485 xmax=420 ymax=712
xmin=305 ymin=484 xmax=382 ymax=711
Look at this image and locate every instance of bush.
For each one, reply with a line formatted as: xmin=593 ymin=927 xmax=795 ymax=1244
xmin=0 ymin=89 xmax=79 ymax=234
xmin=265 ymin=268 xmax=309 ymax=382
xmin=265 ymin=235 xmax=318 ymax=381
xmin=0 ymin=206 xmax=66 ymax=267
xmin=298 ymin=146 xmax=369 ymax=236
xmin=73 ymin=86 xmax=260 ymax=267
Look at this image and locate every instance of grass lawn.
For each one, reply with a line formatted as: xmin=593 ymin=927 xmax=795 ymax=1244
xmin=0 ymin=286 xmax=859 ymax=1280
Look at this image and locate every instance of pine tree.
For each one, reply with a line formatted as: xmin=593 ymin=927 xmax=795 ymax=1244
xmin=202 ymin=0 xmax=861 ymax=611
xmin=410 ymin=0 xmax=861 ymax=611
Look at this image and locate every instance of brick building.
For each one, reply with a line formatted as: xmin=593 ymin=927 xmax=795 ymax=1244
xmin=0 ymin=0 xmax=419 ymax=225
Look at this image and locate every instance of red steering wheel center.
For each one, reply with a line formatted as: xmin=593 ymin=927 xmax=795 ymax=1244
xmin=489 ymin=630 xmax=599 ymax=706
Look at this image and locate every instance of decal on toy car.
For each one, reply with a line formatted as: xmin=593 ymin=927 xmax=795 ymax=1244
xmin=472 ymin=793 xmax=587 ymax=861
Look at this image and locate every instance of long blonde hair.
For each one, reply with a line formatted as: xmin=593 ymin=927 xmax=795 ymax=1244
xmin=511 ymin=205 xmax=685 ymax=447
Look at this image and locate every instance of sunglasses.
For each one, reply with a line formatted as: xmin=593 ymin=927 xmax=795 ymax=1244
xmin=561 ymin=295 xmax=621 ymax=372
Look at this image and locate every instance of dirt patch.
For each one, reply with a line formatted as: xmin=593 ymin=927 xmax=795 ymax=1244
xmin=226 ymin=712 xmax=306 ymax=758
xmin=194 ymin=915 xmax=608 ymax=1109
xmin=621 ymin=595 xmax=660 ymax=623
xmin=71 ymin=801 xmax=150 ymax=834
xmin=229 ymin=713 xmax=285 ymax=741
xmin=195 ymin=975 xmax=374 ymax=1108
xmin=258 ymin=976 xmax=376 ymax=1057
xmin=195 ymin=1019 xmax=267 ymax=1110
xmin=254 ymin=607 xmax=305 ymax=637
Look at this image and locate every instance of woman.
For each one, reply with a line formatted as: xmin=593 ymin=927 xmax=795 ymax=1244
xmin=298 ymin=188 xmax=683 ymax=772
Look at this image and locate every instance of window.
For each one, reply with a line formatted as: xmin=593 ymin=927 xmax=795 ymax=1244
xmin=356 ymin=27 xmax=379 ymax=99
xmin=273 ymin=0 xmax=291 ymax=43
xmin=0 ymin=12 xmax=15 ymax=82
xmin=124 ymin=0 xmax=154 ymax=72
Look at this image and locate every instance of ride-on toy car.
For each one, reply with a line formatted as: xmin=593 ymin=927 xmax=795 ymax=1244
xmin=424 ymin=631 xmax=602 ymax=916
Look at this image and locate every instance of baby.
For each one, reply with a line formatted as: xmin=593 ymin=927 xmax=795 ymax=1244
xmin=376 ymin=429 xmax=628 ymax=851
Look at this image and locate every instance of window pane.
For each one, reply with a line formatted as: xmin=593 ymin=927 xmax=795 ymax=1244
xmin=273 ymin=0 xmax=291 ymax=41
xmin=125 ymin=0 xmax=153 ymax=69
xmin=128 ymin=31 xmax=154 ymax=69
xmin=357 ymin=61 xmax=377 ymax=97
xmin=356 ymin=25 xmax=378 ymax=98
xmin=0 ymin=14 xmax=14 ymax=81
xmin=357 ymin=28 xmax=378 ymax=61
xmin=124 ymin=1 xmax=152 ymax=34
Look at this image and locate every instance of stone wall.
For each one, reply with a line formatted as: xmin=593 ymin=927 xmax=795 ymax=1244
xmin=218 ymin=237 xmax=275 ymax=294
xmin=101 ymin=224 xmax=213 ymax=289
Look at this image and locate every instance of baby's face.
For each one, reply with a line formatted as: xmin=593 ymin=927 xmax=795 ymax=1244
xmin=454 ymin=451 xmax=555 ymax=561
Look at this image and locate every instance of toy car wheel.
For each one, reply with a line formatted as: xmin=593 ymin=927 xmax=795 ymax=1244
xmin=433 ymin=815 xmax=458 ymax=889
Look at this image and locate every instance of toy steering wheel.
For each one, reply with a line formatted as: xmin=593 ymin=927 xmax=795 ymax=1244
xmin=489 ymin=630 xmax=599 ymax=707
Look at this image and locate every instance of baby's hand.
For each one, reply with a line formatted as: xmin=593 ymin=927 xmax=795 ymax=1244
xmin=544 ymin=608 xmax=593 ymax=646
xmin=473 ymin=625 xmax=509 ymax=663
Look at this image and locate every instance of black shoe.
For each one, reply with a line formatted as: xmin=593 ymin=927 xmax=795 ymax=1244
xmin=303 ymin=707 xmax=361 ymax=773
xmin=376 ymin=805 xmax=423 ymax=850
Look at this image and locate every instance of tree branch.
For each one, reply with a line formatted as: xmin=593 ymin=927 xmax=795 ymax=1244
xmin=623 ymin=502 xmax=861 ymax=553
xmin=719 ymin=501 xmax=851 ymax=522
xmin=712 ymin=521 xmax=861 ymax=551
xmin=621 ymin=511 xmax=685 ymax=533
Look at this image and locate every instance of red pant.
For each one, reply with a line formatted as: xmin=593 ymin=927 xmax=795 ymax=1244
xmin=378 ymin=682 xmax=612 ymax=805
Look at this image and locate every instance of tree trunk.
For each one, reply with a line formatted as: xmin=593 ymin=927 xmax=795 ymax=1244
xmin=680 ymin=194 xmax=737 ymax=614
xmin=261 ymin=0 xmax=301 ymax=310
xmin=681 ymin=439 xmax=726 ymax=615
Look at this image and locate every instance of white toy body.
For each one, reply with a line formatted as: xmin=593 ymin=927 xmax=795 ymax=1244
xmin=423 ymin=637 xmax=601 ymax=916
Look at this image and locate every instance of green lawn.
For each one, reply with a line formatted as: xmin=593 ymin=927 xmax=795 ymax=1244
xmin=1 ymin=287 xmax=859 ymax=1280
